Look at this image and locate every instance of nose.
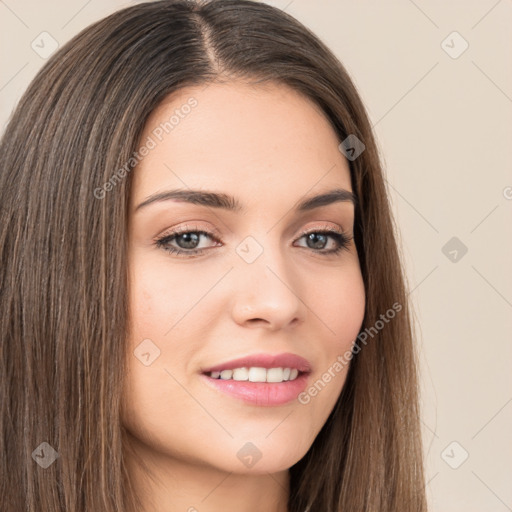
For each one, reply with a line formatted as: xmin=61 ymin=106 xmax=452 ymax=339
xmin=230 ymin=244 xmax=306 ymax=331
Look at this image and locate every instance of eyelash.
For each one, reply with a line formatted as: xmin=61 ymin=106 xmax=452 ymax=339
xmin=154 ymin=224 xmax=353 ymax=258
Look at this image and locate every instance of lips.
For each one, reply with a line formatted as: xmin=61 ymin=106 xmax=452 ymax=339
xmin=200 ymin=371 xmax=310 ymax=406
xmin=200 ymin=352 xmax=312 ymax=374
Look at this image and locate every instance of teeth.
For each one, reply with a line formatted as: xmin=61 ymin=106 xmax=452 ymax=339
xmin=248 ymin=367 xmax=266 ymax=382
xmin=234 ymin=368 xmax=250 ymax=381
xmin=208 ymin=367 xmax=300 ymax=383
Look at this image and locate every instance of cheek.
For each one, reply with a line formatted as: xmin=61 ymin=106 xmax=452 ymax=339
xmin=291 ymin=265 xmax=365 ymax=420
xmin=309 ymin=265 xmax=366 ymax=349
xmin=128 ymin=258 xmax=201 ymax=339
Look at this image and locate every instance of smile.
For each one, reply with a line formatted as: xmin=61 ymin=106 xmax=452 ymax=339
xmin=206 ymin=366 xmax=301 ymax=383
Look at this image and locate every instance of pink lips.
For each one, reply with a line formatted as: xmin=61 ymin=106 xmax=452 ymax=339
xmin=200 ymin=352 xmax=312 ymax=407
xmin=200 ymin=352 xmax=312 ymax=374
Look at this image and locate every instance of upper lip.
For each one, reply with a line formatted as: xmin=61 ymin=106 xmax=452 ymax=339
xmin=201 ymin=352 xmax=312 ymax=374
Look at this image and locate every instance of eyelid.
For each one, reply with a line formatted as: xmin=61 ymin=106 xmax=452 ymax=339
xmin=154 ymin=221 xmax=351 ymax=244
xmin=299 ymin=221 xmax=347 ymax=235
xmin=153 ymin=222 xmax=223 ymax=243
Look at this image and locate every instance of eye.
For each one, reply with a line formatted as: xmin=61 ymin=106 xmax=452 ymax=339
xmin=154 ymin=224 xmax=353 ymax=258
xmin=294 ymin=226 xmax=353 ymax=255
xmin=154 ymin=225 xmax=220 ymax=257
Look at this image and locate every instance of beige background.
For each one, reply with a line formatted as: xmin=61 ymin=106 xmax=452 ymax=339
xmin=1 ymin=1 xmax=511 ymax=510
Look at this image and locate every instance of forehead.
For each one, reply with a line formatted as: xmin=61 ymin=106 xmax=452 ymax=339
xmin=130 ymin=80 xmax=352 ymax=208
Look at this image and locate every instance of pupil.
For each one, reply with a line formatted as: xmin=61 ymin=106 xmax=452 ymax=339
xmin=308 ymin=233 xmax=326 ymax=249
xmin=178 ymin=233 xmax=199 ymax=249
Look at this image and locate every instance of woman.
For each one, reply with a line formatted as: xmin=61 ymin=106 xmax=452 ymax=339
xmin=0 ymin=1 xmax=427 ymax=511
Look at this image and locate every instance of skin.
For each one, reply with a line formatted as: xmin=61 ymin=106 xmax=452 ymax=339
xmin=122 ymin=80 xmax=366 ymax=512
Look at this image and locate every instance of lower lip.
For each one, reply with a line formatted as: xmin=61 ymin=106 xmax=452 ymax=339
xmin=200 ymin=372 xmax=310 ymax=407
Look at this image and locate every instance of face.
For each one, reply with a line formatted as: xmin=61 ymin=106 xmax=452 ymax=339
xmin=122 ymin=80 xmax=366 ymax=476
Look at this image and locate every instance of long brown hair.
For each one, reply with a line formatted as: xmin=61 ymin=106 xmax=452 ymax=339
xmin=0 ymin=1 xmax=427 ymax=510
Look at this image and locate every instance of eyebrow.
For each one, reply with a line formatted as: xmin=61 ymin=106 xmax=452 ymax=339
xmin=134 ymin=187 xmax=357 ymax=213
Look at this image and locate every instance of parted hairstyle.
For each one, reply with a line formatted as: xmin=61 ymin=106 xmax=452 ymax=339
xmin=0 ymin=1 xmax=427 ymax=510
